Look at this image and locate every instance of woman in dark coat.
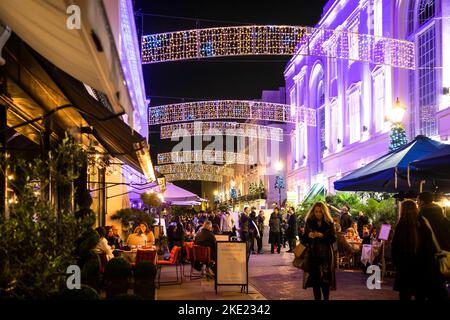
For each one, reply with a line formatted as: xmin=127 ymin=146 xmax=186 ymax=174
xmin=392 ymin=200 xmax=434 ymax=300
xmin=301 ymin=202 xmax=337 ymax=300
xmin=269 ymin=209 xmax=281 ymax=254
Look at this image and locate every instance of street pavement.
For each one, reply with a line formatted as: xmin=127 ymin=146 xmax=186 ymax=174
xmin=156 ymin=231 xmax=399 ymax=300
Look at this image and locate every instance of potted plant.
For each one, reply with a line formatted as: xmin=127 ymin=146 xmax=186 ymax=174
xmin=133 ymin=261 xmax=157 ymax=300
xmin=104 ymin=257 xmax=132 ymax=299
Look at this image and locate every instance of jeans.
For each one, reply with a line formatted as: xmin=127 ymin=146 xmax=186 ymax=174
xmin=270 ymin=232 xmax=281 ymax=253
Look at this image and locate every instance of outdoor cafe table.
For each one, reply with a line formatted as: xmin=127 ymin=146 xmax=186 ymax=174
xmin=120 ymin=246 xmax=157 ymax=264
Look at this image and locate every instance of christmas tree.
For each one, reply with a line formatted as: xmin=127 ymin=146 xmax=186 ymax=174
xmin=274 ymin=175 xmax=285 ymax=190
xmin=389 ymin=125 xmax=408 ymax=152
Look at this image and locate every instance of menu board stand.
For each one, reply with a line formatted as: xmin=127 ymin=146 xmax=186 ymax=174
xmin=215 ymin=241 xmax=249 ymax=294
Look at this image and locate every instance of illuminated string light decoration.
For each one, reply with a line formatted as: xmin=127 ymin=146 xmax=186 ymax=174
xmin=164 ymin=173 xmax=223 ymax=183
xmin=155 ymin=163 xmax=234 ymax=177
xmin=160 ymin=121 xmax=284 ymax=141
xmin=157 ymin=151 xmax=254 ymax=165
xmin=148 ymin=100 xmax=316 ymax=125
xmin=142 ymin=26 xmax=415 ymax=69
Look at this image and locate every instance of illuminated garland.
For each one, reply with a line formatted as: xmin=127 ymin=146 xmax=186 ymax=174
xmin=160 ymin=121 xmax=284 ymax=141
xmin=157 ymin=151 xmax=254 ymax=165
xmin=164 ymin=173 xmax=223 ymax=183
xmin=142 ymin=26 xmax=415 ymax=69
xmin=148 ymin=100 xmax=316 ymax=125
xmin=155 ymin=163 xmax=234 ymax=176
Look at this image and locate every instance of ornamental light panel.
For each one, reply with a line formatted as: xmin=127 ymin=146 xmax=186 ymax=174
xmin=148 ymin=100 xmax=316 ymax=125
xmin=155 ymin=163 xmax=235 ymax=176
xmin=163 ymin=173 xmax=224 ymax=183
xmin=142 ymin=25 xmax=415 ymax=69
xmin=160 ymin=122 xmax=284 ymax=141
xmin=157 ymin=151 xmax=254 ymax=165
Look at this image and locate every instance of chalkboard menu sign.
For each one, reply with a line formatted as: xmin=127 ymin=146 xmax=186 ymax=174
xmin=215 ymin=241 xmax=248 ymax=294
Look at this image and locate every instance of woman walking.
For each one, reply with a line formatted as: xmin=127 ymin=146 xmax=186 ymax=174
xmin=391 ymin=200 xmax=432 ymax=300
xmin=301 ymin=202 xmax=337 ymax=300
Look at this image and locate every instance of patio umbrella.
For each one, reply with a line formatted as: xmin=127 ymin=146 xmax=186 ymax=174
xmin=129 ymin=181 xmax=202 ymax=203
xmin=334 ymin=135 xmax=447 ymax=193
xmin=408 ymin=145 xmax=450 ymax=190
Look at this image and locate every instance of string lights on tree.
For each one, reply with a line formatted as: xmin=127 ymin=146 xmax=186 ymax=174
xmin=148 ymin=100 xmax=316 ymax=125
xmin=160 ymin=121 xmax=284 ymax=141
xmin=388 ymin=98 xmax=408 ymax=152
xmin=142 ymin=25 xmax=415 ymax=69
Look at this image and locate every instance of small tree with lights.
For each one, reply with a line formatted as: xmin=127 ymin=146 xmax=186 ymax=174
xmin=388 ymin=98 xmax=408 ymax=152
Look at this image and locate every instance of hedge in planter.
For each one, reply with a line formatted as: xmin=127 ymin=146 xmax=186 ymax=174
xmin=133 ymin=261 xmax=157 ymax=300
xmin=104 ymin=258 xmax=132 ymax=299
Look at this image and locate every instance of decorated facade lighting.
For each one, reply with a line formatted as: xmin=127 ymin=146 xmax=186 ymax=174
xmin=164 ymin=173 xmax=223 ymax=183
xmin=160 ymin=121 xmax=284 ymax=141
xmin=149 ymin=100 xmax=316 ymax=125
xmin=155 ymin=163 xmax=234 ymax=177
xmin=157 ymin=151 xmax=254 ymax=165
xmin=142 ymin=26 xmax=415 ymax=69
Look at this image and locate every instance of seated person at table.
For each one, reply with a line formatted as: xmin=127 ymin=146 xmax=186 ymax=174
xmin=194 ymin=220 xmax=217 ymax=275
xmin=106 ymin=226 xmax=120 ymax=249
xmin=351 ymin=222 xmax=361 ymax=240
xmin=167 ymin=216 xmax=185 ymax=249
xmin=361 ymin=225 xmax=371 ymax=245
xmin=345 ymin=228 xmax=361 ymax=251
xmin=126 ymin=223 xmax=154 ymax=247
xmin=140 ymin=223 xmax=155 ymax=246
xmin=185 ymin=224 xmax=195 ymax=241
xmin=94 ymin=227 xmax=114 ymax=261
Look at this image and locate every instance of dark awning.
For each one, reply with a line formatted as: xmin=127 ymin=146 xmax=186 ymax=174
xmin=37 ymin=56 xmax=147 ymax=174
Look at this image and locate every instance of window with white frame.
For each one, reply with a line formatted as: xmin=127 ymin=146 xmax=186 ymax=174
xmin=373 ymin=0 xmax=383 ymax=37
xmin=348 ymin=22 xmax=359 ymax=64
xmin=373 ymin=70 xmax=385 ymax=132
xmin=290 ymin=87 xmax=296 ymax=117
xmin=348 ymin=86 xmax=361 ymax=144
xmin=330 ymin=100 xmax=339 ymax=151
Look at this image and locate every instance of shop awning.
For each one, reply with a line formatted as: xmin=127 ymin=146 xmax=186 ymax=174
xmin=38 ymin=55 xmax=154 ymax=178
xmin=0 ymin=0 xmax=134 ymax=126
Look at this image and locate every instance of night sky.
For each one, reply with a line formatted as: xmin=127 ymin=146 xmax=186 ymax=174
xmin=135 ymin=0 xmax=328 ymax=193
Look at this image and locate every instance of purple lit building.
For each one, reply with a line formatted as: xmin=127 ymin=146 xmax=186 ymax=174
xmin=285 ymin=0 xmax=450 ymax=203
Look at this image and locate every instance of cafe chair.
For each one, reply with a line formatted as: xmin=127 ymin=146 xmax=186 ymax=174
xmin=183 ymin=242 xmax=194 ymax=277
xmin=98 ymin=253 xmax=108 ymax=274
xmin=134 ymin=249 xmax=157 ymax=267
xmin=190 ymin=245 xmax=214 ymax=280
xmin=156 ymin=246 xmax=182 ymax=288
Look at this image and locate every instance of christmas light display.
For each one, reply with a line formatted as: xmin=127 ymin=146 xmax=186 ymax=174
xmin=160 ymin=121 xmax=284 ymax=141
xmin=164 ymin=173 xmax=224 ymax=183
xmin=157 ymin=151 xmax=254 ymax=165
xmin=149 ymin=100 xmax=316 ymax=125
xmin=389 ymin=125 xmax=408 ymax=152
xmin=142 ymin=26 xmax=415 ymax=69
xmin=155 ymin=163 xmax=234 ymax=176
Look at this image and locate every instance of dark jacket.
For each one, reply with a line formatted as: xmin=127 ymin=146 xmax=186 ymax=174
xmin=301 ymin=219 xmax=337 ymax=290
xmin=249 ymin=211 xmax=257 ymax=232
xmin=340 ymin=213 xmax=353 ymax=231
xmin=356 ymin=215 xmax=369 ymax=236
xmin=268 ymin=212 xmax=281 ymax=244
xmin=286 ymin=214 xmax=298 ymax=238
xmin=239 ymin=213 xmax=249 ymax=235
xmin=256 ymin=215 xmax=265 ymax=235
xmin=419 ymin=204 xmax=450 ymax=251
xmin=392 ymin=216 xmax=435 ymax=294
xmin=194 ymin=228 xmax=217 ymax=260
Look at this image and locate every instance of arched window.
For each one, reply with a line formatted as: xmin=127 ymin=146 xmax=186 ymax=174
xmin=408 ymin=0 xmax=416 ymax=34
xmin=419 ymin=0 xmax=435 ymax=27
xmin=317 ymin=80 xmax=325 ymax=107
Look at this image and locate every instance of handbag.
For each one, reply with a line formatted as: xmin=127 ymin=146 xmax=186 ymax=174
xmin=292 ymin=243 xmax=309 ymax=271
xmin=422 ymin=217 xmax=450 ymax=278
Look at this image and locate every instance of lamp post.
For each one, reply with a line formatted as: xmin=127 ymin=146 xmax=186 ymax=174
xmin=388 ymin=98 xmax=407 ymax=152
xmin=274 ymin=161 xmax=284 ymax=208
